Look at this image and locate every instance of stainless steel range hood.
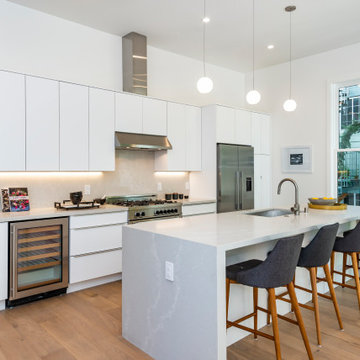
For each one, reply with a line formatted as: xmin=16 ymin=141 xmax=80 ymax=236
xmin=115 ymin=132 xmax=172 ymax=151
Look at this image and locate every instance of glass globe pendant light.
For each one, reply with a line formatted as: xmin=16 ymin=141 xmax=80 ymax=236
xmin=196 ymin=0 xmax=213 ymax=94
xmin=283 ymin=5 xmax=297 ymax=112
xmin=246 ymin=0 xmax=261 ymax=105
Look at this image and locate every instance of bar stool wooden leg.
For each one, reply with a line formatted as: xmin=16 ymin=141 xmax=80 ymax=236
xmin=267 ymin=288 xmax=281 ymax=360
xmin=226 ymin=278 xmax=230 ymax=321
xmin=253 ymin=287 xmax=258 ymax=339
xmin=287 ymin=281 xmax=314 ymax=360
xmin=342 ymin=253 xmax=347 ymax=288
xmin=266 ymin=294 xmax=271 ymax=325
xmin=323 ymin=263 xmax=344 ymax=330
xmin=330 ymin=251 xmax=335 ymax=279
xmin=351 ymin=253 xmax=360 ymax=310
xmin=309 ymin=267 xmax=321 ymax=346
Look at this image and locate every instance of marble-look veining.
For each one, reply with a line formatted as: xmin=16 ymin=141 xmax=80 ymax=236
xmin=122 ymin=207 xmax=360 ymax=360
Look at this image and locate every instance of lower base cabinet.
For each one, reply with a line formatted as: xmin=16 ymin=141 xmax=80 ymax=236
xmin=70 ymin=249 xmax=122 ymax=284
xmin=182 ymin=203 xmax=216 ymax=217
xmin=0 ymin=223 xmax=7 ymax=302
xmin=69 ymin=212 xmax=127 ymax=285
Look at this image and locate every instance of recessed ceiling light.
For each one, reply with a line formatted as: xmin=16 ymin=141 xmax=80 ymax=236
xmin=267 ymin=44 xmax=274 ymax=50
xmin=202 ymin=17 xmax=210 ymax=23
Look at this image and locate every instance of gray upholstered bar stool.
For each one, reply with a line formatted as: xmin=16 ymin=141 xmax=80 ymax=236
xmin=226 ymin=234 xmax=314 ymax=360
xmin=275 ymin=223 xmax=343 ymax=347
xmin=331 ymin=222 xmax=360 ymax=309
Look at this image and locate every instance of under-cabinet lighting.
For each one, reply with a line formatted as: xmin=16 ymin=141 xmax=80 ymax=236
xmin=155 ymin=172 xmax=188 ymax=176
xmin=0 ymin=172 xmax=103 ymax=177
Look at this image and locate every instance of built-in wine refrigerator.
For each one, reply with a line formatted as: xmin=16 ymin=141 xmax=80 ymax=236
xmin=8 ymin=217 xmax=69 ymax=306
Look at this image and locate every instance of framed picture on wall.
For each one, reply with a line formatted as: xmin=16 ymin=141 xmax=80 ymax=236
xmin=282 ymin=146 xmax=312 ymax=173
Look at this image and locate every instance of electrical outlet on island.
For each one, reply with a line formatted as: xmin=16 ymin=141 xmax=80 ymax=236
xmin=84 ymin=184 xmax=91 ymax=195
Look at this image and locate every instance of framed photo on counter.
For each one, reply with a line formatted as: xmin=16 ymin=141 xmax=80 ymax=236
xmin=282 ymin=146 xmax=312 ymax=173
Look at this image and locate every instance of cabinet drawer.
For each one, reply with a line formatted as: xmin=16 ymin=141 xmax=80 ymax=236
xmin=182 ymin=203 xmax=216 ymax=217
xmin=70 ymin=249 xmax=122 ymax=284
xmin=70 ymin=224 xmax=123 ymax=256
xmin=70 ymin=212 xmax=127 ymax=229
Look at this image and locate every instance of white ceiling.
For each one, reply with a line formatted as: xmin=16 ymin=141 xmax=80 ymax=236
xmin=8 ymin=0 xmax=360 ymax=72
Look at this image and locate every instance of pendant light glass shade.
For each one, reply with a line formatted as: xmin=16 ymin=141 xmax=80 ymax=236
xmin=197 ymin=0 xmax=213 ymax=94
xmin=197 ymin=77 xmax=213 ymax=94
xmin=283 ymin=5 xmax=296 ymax=112
xmin=283 ymin=99 xmax=297 ymax=112
xmin=246 ymin=90 xmax=261 ymax=105
xmin=246 ymin=0 xmax=261 ymax=105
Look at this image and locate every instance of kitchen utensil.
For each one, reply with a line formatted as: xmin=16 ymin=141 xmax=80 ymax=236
xmin=165 ymin=194 xmax=172 ymax=201
xmin=70 ymin=191 xmax=83 ymax=205
xmin=308 ymin=197 xmax=336 ymax=206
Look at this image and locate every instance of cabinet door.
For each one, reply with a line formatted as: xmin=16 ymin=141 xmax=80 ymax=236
xmin=115 ymin=92 xmax=142 ymax=133
xmin=216 ymin=106 xmax=236 ymax=144
xmin=252 ymin=112 xmax=271 ymax=155
xmin=60 ymin=83 xmax=89 ymax=171
xmin=0 ymin=223 xmax=7 ymax=301
xmin=235 ymin=109 xmax=252 ymax=146
xmin=0 ymin=71 xmax=25 ymax=171
xmin=26 ymin=76 xmax=59 ymax=171
xmin=89 ymin=88 xmax=115 ymax=171
xmin=142 ymin=98 xmax=167 ymax=136
xmin=185 ymin=105 xmax=202 ymax=171
xmin=166 ymin=102 xmax=186 ymax=170
xmin=254 ymin=155 xmax=272 ymax=209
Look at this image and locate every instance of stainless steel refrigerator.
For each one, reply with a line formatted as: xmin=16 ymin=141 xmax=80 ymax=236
xmin=217 ymin=144 xmax=254 ymax=213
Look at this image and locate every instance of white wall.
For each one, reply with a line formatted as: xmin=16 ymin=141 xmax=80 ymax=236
xmin=0 ymin=0 xmax=245 ymax=108
xmin=245 ymin=42 xmax=360 ymax=208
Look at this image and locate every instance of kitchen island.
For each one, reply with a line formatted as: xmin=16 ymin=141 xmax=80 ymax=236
xmin=122 ymin=207 xmax=360 ymax=360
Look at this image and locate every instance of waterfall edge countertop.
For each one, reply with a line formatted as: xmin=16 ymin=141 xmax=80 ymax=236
xmin=178 ymin=198 xmax=216 ymax=206
xmin=124 ymin=206 xmax=360 ymax=251
xmin=0 ymin=204 xmax=128 ymax=223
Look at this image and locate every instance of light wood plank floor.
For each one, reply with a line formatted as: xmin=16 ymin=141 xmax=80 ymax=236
xmin=1 ymin=281 xmax=360 ymax=359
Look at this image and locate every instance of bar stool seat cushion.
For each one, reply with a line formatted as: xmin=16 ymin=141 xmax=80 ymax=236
xmin=333 ymin=222 xmax=360 ymax=253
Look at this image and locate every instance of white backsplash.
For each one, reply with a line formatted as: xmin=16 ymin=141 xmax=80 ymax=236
xmin=0 ymin=151 xmax=189 ymax=208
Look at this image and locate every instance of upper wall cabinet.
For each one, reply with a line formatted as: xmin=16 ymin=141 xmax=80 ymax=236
xmin=215 ymin=106 xmax=252 ymax=146
xmin=89 ymin=88 xmax=115 ymax=171
xmin=155 ymin=103 xmax=202 ymax=171
xmin=115 ymin=92 xmax=142 ymax=134
xmin=26 ymin=76 xmax=60 ymax=171
xmin=251 ymin=113 xmax=271 ymax=155
xmin=0 ymin=71 xmax=26 ymax=171
xmin=60 ymin=83 xmax=89 ymax=171
xmin=142 ymin=98 xmax=167 ymax=136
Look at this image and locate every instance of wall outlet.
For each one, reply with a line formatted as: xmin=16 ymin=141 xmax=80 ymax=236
xmin=157 ymin=182 xmax=162 ymax=191
xmin=84 ymin=184 xmax=91 ymax=195
xmin=185 ymin=182 xmax=190 ymax=190
xmin=165 ymin=261 xmax=174 ymax=282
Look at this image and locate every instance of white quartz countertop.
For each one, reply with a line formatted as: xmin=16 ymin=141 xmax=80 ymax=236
xmin=0 ymin=204 xmax=128 ymax=223
xmin=179 ymin=198 xmax=216 ymax=206
xmin=125 ymin=206 xmax=360 ymax=251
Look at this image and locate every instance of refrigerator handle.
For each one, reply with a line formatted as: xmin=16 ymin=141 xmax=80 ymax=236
xmin=238 ymin=171 xmax=243 ymax=210
xmin=235 ymin=171 xmax=240 ymax=210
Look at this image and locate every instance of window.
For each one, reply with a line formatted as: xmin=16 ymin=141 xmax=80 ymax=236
xmin=338 ymin=84 xmax=360 ymax=205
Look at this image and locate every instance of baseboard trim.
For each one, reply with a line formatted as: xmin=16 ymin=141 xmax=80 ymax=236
xmin=67 ymin=273 xmax=122 ymax=294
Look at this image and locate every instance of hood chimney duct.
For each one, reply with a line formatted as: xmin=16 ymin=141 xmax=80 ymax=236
xmin=122 ymin=32 xmax=147 ymax=95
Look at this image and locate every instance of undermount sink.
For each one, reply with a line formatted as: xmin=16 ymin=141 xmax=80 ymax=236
xmin=248 ymin=209 xmax=293 ymax=217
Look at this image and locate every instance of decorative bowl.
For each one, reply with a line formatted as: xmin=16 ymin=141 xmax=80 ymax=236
xmin=70 ymin=191 xmax=83 ymax=205
xmin=308 ymin=197 xmax=336 ymax=206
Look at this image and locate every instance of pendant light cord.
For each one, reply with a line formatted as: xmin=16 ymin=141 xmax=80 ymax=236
xmin=203 ymin=0 xmax=206 ymax=76
xmin=289 ymin=10 xmax=292 ymax=98
xmin=252 ymin=0 xmax=255 ymax=90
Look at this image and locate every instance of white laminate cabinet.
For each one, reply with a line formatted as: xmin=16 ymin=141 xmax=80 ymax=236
xmin=142 ymin=98 xmax=167 ymax=136
xmin=182 ymin=203 xmax=216 ymax=216
xmin=0 ymin=223 xmax=7 ymax=302
xmin=252 ymin=113 xmax=271 ymax=155
xmin=60 ymin=83 xmax=89 ymax=171
xmin=89 ymin=88 xmax=115 ymax=171
xmin=115 ymin=92 xmax=143 ymax=134
xmin=0 ymin=71 xmax=26 ymax=171
xmin=26 ymin=76 xmax=60 ymax=171
xmin=254 ymin=154 xmax=272 ymax=209
xmin=235 ymin=109 xmax=252 ymax=146
xmin=185 ymin=105 xmax=202 ymax=171
xmin=216 ymin=106 xmax=236 ymax=144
